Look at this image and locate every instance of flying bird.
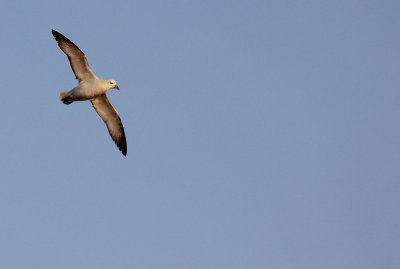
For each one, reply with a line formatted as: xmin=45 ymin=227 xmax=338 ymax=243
xmin=51 ymin=30 xmax=127 ymax=156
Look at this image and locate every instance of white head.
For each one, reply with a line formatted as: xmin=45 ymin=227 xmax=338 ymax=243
xmin=107 ymin=79 xmax=120 ymax=90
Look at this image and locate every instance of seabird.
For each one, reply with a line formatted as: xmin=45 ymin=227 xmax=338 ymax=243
xmin=51 ymin=30 xmax=127 ymax=156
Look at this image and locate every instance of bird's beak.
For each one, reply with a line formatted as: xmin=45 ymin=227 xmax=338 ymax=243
xmin=115 ymin=85 xmax=120 ymax=90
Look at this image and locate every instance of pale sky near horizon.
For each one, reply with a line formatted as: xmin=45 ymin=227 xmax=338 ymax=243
xmin=0 ymin=1 xmax=399 ymax=268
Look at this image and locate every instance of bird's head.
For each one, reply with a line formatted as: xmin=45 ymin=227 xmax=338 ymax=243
xmin=107 ymin=79 xmax=120 ymax=90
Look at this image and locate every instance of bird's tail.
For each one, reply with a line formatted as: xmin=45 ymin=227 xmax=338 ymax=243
xmin=60 ymin=91 xmax=74 ymax=105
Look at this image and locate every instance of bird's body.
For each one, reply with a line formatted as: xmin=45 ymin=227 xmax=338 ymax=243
xmin=60 ymin=77 xmax=117 ymax=103
xmin=51 ymin=30 xmax=127 ymax=156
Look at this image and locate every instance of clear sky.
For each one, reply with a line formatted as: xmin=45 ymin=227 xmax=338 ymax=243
xmin=0 ymin=0 xmax=399 ymax=268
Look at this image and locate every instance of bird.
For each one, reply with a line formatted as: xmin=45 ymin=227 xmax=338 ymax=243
xmin=51 ymin=30 xmax=127 ymax=156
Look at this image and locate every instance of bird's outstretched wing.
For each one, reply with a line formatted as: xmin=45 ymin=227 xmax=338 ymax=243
xmin=52 ymin=30 xmax=96 ymax=83
xmin=91 ymin=94 xmax=127 ymax=156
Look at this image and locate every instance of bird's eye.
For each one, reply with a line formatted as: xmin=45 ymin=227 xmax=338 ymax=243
xmin=110 ymin=82 xmax=114 ymax=84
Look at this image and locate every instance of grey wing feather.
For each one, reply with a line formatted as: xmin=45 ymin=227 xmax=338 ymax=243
xmin=91 ymin=94 xmax=127 ymax=156
xmin=52 ymin=30 xmax=96 ymax=83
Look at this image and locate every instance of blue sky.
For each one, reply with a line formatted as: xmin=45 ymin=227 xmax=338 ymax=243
xmin=0 ymin=0 xmax=399 ymax=268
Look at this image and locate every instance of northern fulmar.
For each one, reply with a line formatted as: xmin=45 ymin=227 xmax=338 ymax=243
xmin=51 ymin=30 xmax=127 ymax=156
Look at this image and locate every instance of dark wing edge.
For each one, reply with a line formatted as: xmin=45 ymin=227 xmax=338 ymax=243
xmin=51 ymin=30 xmax=95 ymax=83
xmin=90 ymin=94 xmax=127 ymax=156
